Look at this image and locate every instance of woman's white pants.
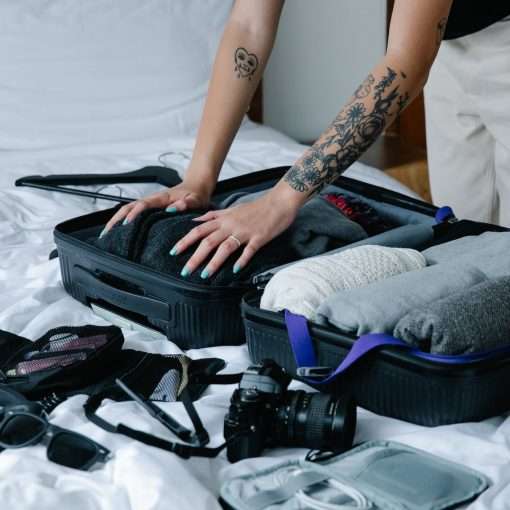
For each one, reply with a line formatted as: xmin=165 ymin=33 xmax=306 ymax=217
xmin=425 ymin=17 xmax=510 ymax=225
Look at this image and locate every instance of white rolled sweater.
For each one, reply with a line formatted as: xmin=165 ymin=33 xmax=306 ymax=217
xmin=260 ymin=245 xmax=426 ymax=322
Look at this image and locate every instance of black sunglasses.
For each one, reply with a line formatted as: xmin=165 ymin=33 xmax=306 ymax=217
xmin=0 ymin=402 xmax=111 ymax=470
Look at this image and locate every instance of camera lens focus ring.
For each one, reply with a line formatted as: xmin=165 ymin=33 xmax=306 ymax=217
xmin=303 ymin=393 xmax=332 ymax=447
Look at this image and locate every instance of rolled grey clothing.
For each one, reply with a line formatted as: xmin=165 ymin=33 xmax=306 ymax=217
xmin=394 ymin=276 xmax=510 ymax=354
xmin=423 ymin=232 xmax=510 ymax=278
xmin=286 ymin=197 xmax=368 ymax=257
xmin=221 ymin=190 xmax=369 ymax=257
xmin=316 ymin=263 xmax=488 ymax=336
xmin=254 ymin=223 xmax=435 ymax=282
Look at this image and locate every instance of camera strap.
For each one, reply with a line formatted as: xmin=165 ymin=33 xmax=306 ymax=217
xmin=84 ymin=372 xmax=245 ymax=459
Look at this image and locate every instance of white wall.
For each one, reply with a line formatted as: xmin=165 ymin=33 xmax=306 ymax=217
xmin=263 ymin=0 xmax=387 ymax=142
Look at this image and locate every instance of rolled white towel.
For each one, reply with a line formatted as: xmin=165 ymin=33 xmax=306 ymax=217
xmin=260 ymin=245 xmax=426 ymax=322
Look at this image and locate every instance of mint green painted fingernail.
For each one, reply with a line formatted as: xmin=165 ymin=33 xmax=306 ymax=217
xmin=180 ymin=266 xmax=190 ymax=277
xmin=99 ymin=228 xmax=107 ymax=239
xmin=122 ymin=218 xmax=130 ymax=226
xmin=233 ymin=264 xmax=241 ymax=274
xmin=200 ymin=269 xmax=209 ymax=280
xmin=166 ymin=206 xmax=177 ymax=213
xmin=170 ymin=246 xmax=178 ymax=256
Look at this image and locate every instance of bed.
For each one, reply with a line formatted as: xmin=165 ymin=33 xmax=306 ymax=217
xmin=0 ymin=2 xmax=508 ymax=509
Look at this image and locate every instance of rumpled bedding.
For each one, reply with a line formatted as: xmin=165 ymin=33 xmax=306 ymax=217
xmin=0 ymin=125 xmax=509 ymax=510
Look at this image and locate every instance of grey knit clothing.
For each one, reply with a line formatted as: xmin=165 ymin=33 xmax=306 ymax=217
xmin=94 ymin=196 xmax=368 ymax=286
xmin=316 ymin=263 xmax=488 ymax=336
xmin=423 ymin=232 xmax=510 ymax=278
xmin=394 ymin=276 xmax=510 ymax=354
xmin=287 ymin=197 xmax=368 ymax=258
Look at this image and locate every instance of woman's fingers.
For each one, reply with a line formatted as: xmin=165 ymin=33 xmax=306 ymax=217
xmin=124 ymin=199 xmax=151 ymax=224
xmin=194 ymin=210 xmax=219 ymax=222
xmin=233 ymin=240 xmax=261 ymax=273
xmin=201 ymin=235 xmax=244 ymax=278
xmin=170 ymin=220 xmax=219 ymax=258
xmin=101 ymin=203 xmax=134 ymax=236
xmin=181 ymin=231 xmax=227 ymax=276
xmin=101 ymin=190 xmax=170 ymax=237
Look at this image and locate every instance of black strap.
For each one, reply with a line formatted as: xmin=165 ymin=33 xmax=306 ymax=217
xmin=83 ymin=388 xmax=247 ymax=459
xmin=190 ymin=373 xmax=242 ymax=385
xmin=180 ymin=389 xmax=209 ymax=446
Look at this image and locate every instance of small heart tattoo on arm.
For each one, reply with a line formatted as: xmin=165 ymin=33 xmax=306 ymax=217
xmin=234 ymin=47 xmax=259 ymax=80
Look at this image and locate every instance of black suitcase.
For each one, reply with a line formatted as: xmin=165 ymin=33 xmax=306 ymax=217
xmin=33 ymin=165 xmax=444 ymax=350
xmin=20 ymin=166 xmax=510 ymax=425
xmin=242 ymin=235 xmax=510 ymax=426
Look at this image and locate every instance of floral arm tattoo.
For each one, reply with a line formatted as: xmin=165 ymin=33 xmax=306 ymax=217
xmin=284 ymin=67 xmax=410 ymax=194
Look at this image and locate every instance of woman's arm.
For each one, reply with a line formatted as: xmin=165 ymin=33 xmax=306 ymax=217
xmin=175 ymin=0 xmax=454 ymax=278
xmin=103 ymin=0 xmax=284 ymax=233
xmin=185 ymin=0 xmax=285 ymax=198
xmin=282 ymin=0 xmax=452 ymax=199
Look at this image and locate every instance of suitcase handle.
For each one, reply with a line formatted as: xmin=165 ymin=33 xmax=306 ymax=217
xmin=74 ymin=266 xmax=172 ymax=325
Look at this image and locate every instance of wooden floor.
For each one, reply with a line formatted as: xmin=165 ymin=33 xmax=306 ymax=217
xmin=360 ymin=134 xmax=431 ymax=203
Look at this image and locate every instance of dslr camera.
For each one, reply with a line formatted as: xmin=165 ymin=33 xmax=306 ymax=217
xmin=224 ymin=360 xmax=356 ymax=462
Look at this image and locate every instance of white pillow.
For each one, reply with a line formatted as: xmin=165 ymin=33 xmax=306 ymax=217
xmin=0 ymin=0 xmax=232 ymax=151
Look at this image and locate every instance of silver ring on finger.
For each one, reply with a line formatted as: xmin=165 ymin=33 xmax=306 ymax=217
xmin=228 ymin=235 xmax=242 ymax=248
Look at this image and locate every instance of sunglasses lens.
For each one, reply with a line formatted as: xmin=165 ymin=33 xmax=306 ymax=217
xmin=0 ymin=415 xmax=45 ymax=446
xmin=48 ymin=432 xmax=99 ymax=470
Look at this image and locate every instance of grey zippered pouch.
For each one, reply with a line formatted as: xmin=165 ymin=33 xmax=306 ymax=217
xmin=220 ymin=440 xmax=489 ymax=510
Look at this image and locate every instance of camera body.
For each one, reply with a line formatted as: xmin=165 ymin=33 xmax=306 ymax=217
xmin=224 ymin=360 xmax=356 ymax=463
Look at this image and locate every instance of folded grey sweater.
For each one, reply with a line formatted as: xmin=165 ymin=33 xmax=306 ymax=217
xmin=394 ymin=276 xmax=510 ymax=354
xmin=423 ymin=231 xmax=510 ymax=278
xmin=316 ymin=263 xmax=488 ymax=336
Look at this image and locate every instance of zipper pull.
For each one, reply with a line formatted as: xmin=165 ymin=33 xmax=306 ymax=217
xmin=252 ymin=273 xmax=273 ymax=290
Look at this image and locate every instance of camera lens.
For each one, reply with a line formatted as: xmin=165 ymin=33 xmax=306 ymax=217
xmin=277 ymin=391 xmax=356 ymax=453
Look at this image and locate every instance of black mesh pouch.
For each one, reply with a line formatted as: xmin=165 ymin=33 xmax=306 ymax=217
xmin=0 ymin=325 xmax=124 ymax=400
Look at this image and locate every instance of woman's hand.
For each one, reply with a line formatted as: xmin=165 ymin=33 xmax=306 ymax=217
xmin=172 ymin=183 xmax=306 ymax=279
xmin=100 ymin=178 xmax=213 ymax=237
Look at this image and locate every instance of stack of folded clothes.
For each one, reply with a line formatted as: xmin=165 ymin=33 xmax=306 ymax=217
xmin=262 ymin=231 xmax=510 ymax=355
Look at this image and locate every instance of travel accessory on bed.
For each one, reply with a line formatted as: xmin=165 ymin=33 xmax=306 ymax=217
xmin=84 ymin=360 xmax=245 ymax=459
xmin=84 ymin=352 xmax=226 ymax=404
xmin=223 ymin=359 xmax=356 ymax=463
xmin=0 ymin=324 xmax=223 ymax=414
xmin=0 ymin=387 xmax=111 ymax=471
xmin=53 ymin=165 xmax=452 ymax=348
xmin=0 ymin=325 xmax=124 ymax=400
xmin=219 ymin=440 xmax=490 ymax=510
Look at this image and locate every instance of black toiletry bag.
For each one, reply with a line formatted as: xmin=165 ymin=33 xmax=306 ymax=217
xmin=48 ymin=166 xmax=453 ymax=350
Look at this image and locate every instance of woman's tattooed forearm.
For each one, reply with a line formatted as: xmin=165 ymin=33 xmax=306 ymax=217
xmin=284 ymin=67 xmax=409 ymax=194
xmin=349 ymin=73 xmax=375 ymax=103
xmin=234 ymin=47 xmax=259 ymax=80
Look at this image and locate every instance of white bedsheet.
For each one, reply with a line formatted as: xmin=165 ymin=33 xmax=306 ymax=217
xmin=0 ymin=123 xmax=508 ymax=510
